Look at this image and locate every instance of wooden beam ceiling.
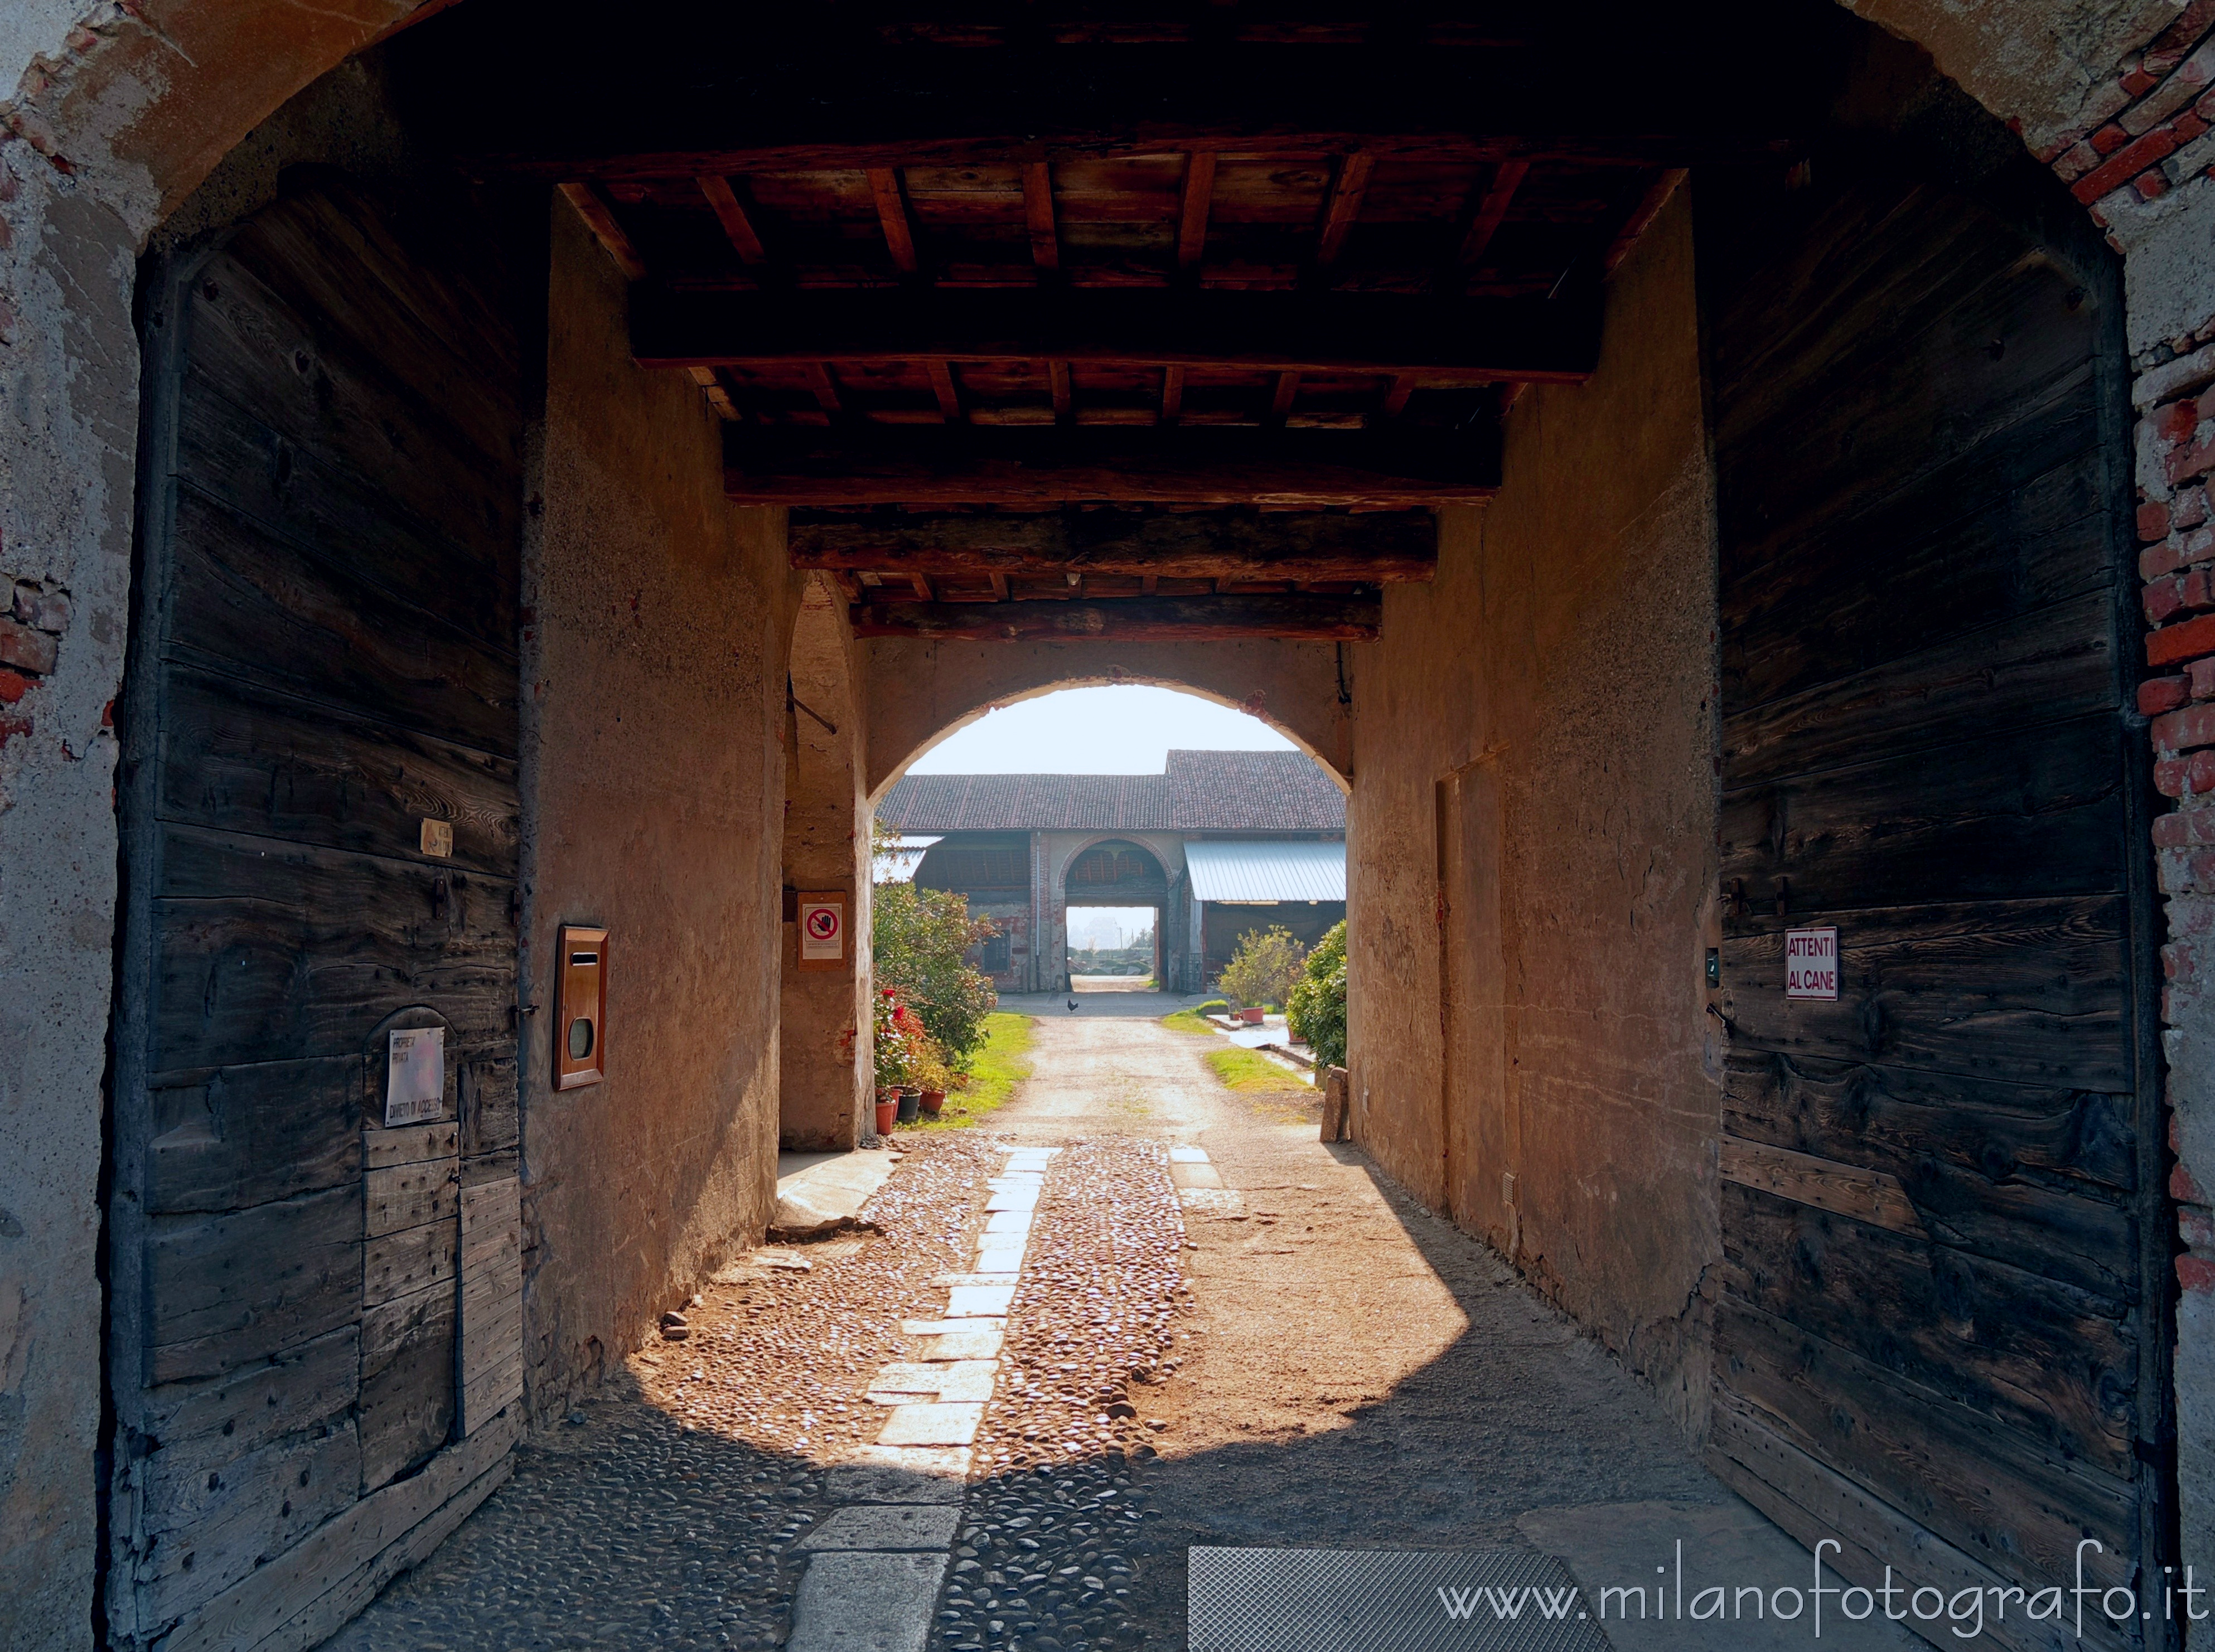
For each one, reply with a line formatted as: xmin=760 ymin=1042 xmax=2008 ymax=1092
xmin=433 ymin=40 xmax=1808 ymax=182
xmin=632 ymin=289 xmax=1599 ymax=381
xmin=789 ymin=508 xmax=1438 ymax=582
xmin=849 ymin=593 xmax=1381 ymax=641
xmin=724 ymin=427 xmax=1498 ymax=507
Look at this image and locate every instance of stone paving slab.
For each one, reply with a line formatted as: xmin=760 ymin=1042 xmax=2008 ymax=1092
xmin=983 ymin=1210 xmax=1034 ymax=1234
xmin=796 ymin=1504 xmax=964 ymax=1553
xmin=904 ymin=1316 xmax=1006 ymax=1336
xmin=787 ymin=1551 xmax=950 ymax=1652
xmin=773 ymin=1149 xmax=896 ymax=1237
xmin=970 ymin=1251 xmax=1023 ymax=1274
xmin=931 ymin=1271 xmax=1020 ymax=1287
xmin=826 ymin=1446 xmax=973 ymax=1500
xmin=910 ymin=1327 xmax=1004 ymax=1360
xmin=878 ymin=1401 xmax=984 ymax=1445
xmin=984 ymin=1188 xmax=1038 ymax=1211
xmin=868 ymin=1363 xmax=998 ymax=1404
xmin=1169 ymin=1159 xmax=1224 ymax=1189
xmin=1169 ymin=1145 xmax=1211 ymax=1162
xmin=946 ymin=1284 xmax=1016 ymax=1316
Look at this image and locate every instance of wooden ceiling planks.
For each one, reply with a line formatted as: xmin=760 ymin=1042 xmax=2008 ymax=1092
xmin=474 ymin=3 xmax=1818 ymax=638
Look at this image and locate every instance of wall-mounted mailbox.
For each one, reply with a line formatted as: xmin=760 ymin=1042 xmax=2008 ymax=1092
xmin=555 ymin=925 xmax=608 ymax=1090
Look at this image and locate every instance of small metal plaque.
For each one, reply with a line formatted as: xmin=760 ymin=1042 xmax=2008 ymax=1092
xmin=385 ymin=1026 xmax=447 ymax=1126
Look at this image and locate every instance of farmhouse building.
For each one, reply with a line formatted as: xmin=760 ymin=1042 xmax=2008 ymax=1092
xmin=879 ymin=750 xmax=1348 ymax=993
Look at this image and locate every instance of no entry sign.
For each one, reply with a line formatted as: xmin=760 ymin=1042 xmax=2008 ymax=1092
xmin=796 ymin=892 xmax=848 ymax=970
xmin=1784 ymin=927 xmax=1839 ymax=1000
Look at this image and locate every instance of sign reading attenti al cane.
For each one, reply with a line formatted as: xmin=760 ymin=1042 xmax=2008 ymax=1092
xmin=1784 ymin=926 xmax=1839 ymax=1000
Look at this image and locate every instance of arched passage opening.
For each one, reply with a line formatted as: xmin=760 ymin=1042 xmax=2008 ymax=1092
xmin=10 ymin=0 xmax=2215 ymax=1643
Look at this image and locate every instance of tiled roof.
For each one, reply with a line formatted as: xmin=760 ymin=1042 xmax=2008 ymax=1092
xmin=879 ymin=751 xmax=1345 ymax=833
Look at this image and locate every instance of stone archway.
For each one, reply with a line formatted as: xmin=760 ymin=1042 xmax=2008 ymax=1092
xmin=8 ymin=0 xmax=2215 ymax=1644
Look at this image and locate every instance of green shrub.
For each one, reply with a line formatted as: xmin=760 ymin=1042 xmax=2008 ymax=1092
xmin=872 ymin=879 xmax=999 ymax=1068
xmin=1216 ymin=925 xmax=1307 ymax=1011
xmin=1193 ymin=999 xmax=1230 ymax=1017
xmin=1286 ymin=919 xmax=1347 ymax=1070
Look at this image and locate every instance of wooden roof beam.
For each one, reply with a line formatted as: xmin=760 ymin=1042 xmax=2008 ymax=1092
xmin=633 ymin=288 xmax=1599 ymax=382
xmin=1177 ymin=151 xmax=1216 ymax=280
xmin=850 ymin=593 xmax=1380 ymax=642
xmin=1314 ymin=149 xmax=1374 ymax=269
xmin=1024 ymin=161 xmax=1061 ymax=276
xmin=790 ymin=506 xmax=1438 ymax=582
xmin=724 ymin=425 xmax=1498 ymax=507
xmin=698 ymin=176 xmax=769 ymax=267
xmin=559 ymin=182 xmax=646 ymax=279
xmin=867 ymin=167 xmax=921 ymax=275
xmin=1444 ymin=159 xmax=1527 ymax=290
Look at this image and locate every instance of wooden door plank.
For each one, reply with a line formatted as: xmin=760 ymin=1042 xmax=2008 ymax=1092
xmin=365 ymin=1161 xmax=461 ymax=1240
xmin=1719 ymin=1136 xmax=1927 ymax=1237
xmin=1720 ymin=1182 xmax=2136 ymax=1472
xmin=175 ymin=377 xmax=519 ymax=651
xmin=144 ymin=1185 xmax=364 ymax=1384
xmin=1723 ymin=592 xmax=2116 ymax=789
xmin=151 ymin=826 xmax=515 ymax=1074
xmin=145 ymin=1058 xmax=365 ymax=1215
xmin=1717 ymin=1299 xmax=2139 ymax=1582
xmin=1720 ymin=896 xmax=2130 ymax=1091
xmin=166 ymin=488 xmax=519 ymax=757
xmin=359 ymin=1281 xmax=458 ymax=1493
xmin=1722 ymin=1051 xmax=2136 ymax=1301
xmin=365 ymin=1121 xmax=465 ymax=1170
xmin=158 ymin=667 xmax=520 ymax=877
xmin=1719 ymin=719 xmax=2127 ymax=921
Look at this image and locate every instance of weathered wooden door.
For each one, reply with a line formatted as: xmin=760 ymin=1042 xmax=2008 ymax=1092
xmin=1705 ymin=156 xmax=2167 ymax=1650
xmin=109 ymin=173 xmax=529 ymax=1651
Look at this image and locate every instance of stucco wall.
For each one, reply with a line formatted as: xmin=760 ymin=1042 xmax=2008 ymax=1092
xmin=518 ymin=200 xmax=798 ymax=1413
xmin=1346 ymin=187 xmax=1722 ymax=1432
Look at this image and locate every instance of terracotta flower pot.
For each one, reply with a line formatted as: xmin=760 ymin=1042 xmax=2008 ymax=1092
xmin=918 ymin=1089 xmax=946 ymax=1116
xmin=874 ymin=1097 xmax=897 ymax=1136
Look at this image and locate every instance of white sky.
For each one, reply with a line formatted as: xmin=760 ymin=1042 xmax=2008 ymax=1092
xmin=1069 ymin=909 xmax=1155 ymax=950
xmin=905 ymin=684 xmax=1297 ymax=774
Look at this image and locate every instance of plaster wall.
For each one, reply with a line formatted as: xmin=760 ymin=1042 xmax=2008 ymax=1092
xmin=1345 ymin=188 xmax=1722 ymax=1432
xmin=518 ymin=201 xmax=799 ymax=1413
xmin=781 ymin=578 xmax=870 ymax=1150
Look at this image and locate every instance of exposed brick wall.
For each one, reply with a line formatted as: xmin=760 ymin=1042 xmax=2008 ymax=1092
xmin=0 ymin=554 xmax=76 ymax=763
xmin=2139 ymin=333 xmax=2215 ymax=1316
xmin=2043 ymin=2 xmax=2215 ymax=216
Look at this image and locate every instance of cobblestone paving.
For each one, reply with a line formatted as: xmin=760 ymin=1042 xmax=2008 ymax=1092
xmin=326 ymin=1136 xmax=1005 ymax=1652
xmin=938 ymin=1140 xmax=1191 ymax=1652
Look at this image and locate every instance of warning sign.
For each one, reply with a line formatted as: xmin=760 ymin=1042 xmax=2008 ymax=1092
xmin=797 ymin=893 xmax=847 ymax=969
xmin=1784 ymin=927 xmax=1839 ymax=1000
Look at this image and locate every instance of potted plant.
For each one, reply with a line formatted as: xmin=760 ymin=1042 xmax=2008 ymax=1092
xmin=910 ymin=1038 xmax=952 ymax=1117
xmin=873 ymin=986 xmax=922 ymax=1132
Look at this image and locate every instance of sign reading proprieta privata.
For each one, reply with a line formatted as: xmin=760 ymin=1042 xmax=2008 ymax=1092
xmin=1784 ymin=927 xmax=1839 ymax=1000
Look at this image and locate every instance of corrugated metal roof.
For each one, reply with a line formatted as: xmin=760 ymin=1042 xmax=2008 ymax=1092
xmin=1184 ymin=839 xmax=1347 ymax=903
xmin=880 ymin=751 xmax=1345 ymax=833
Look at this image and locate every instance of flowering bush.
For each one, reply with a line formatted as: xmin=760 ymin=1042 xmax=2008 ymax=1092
xmin=872 ymin=986 xmax=929 ymax=1090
